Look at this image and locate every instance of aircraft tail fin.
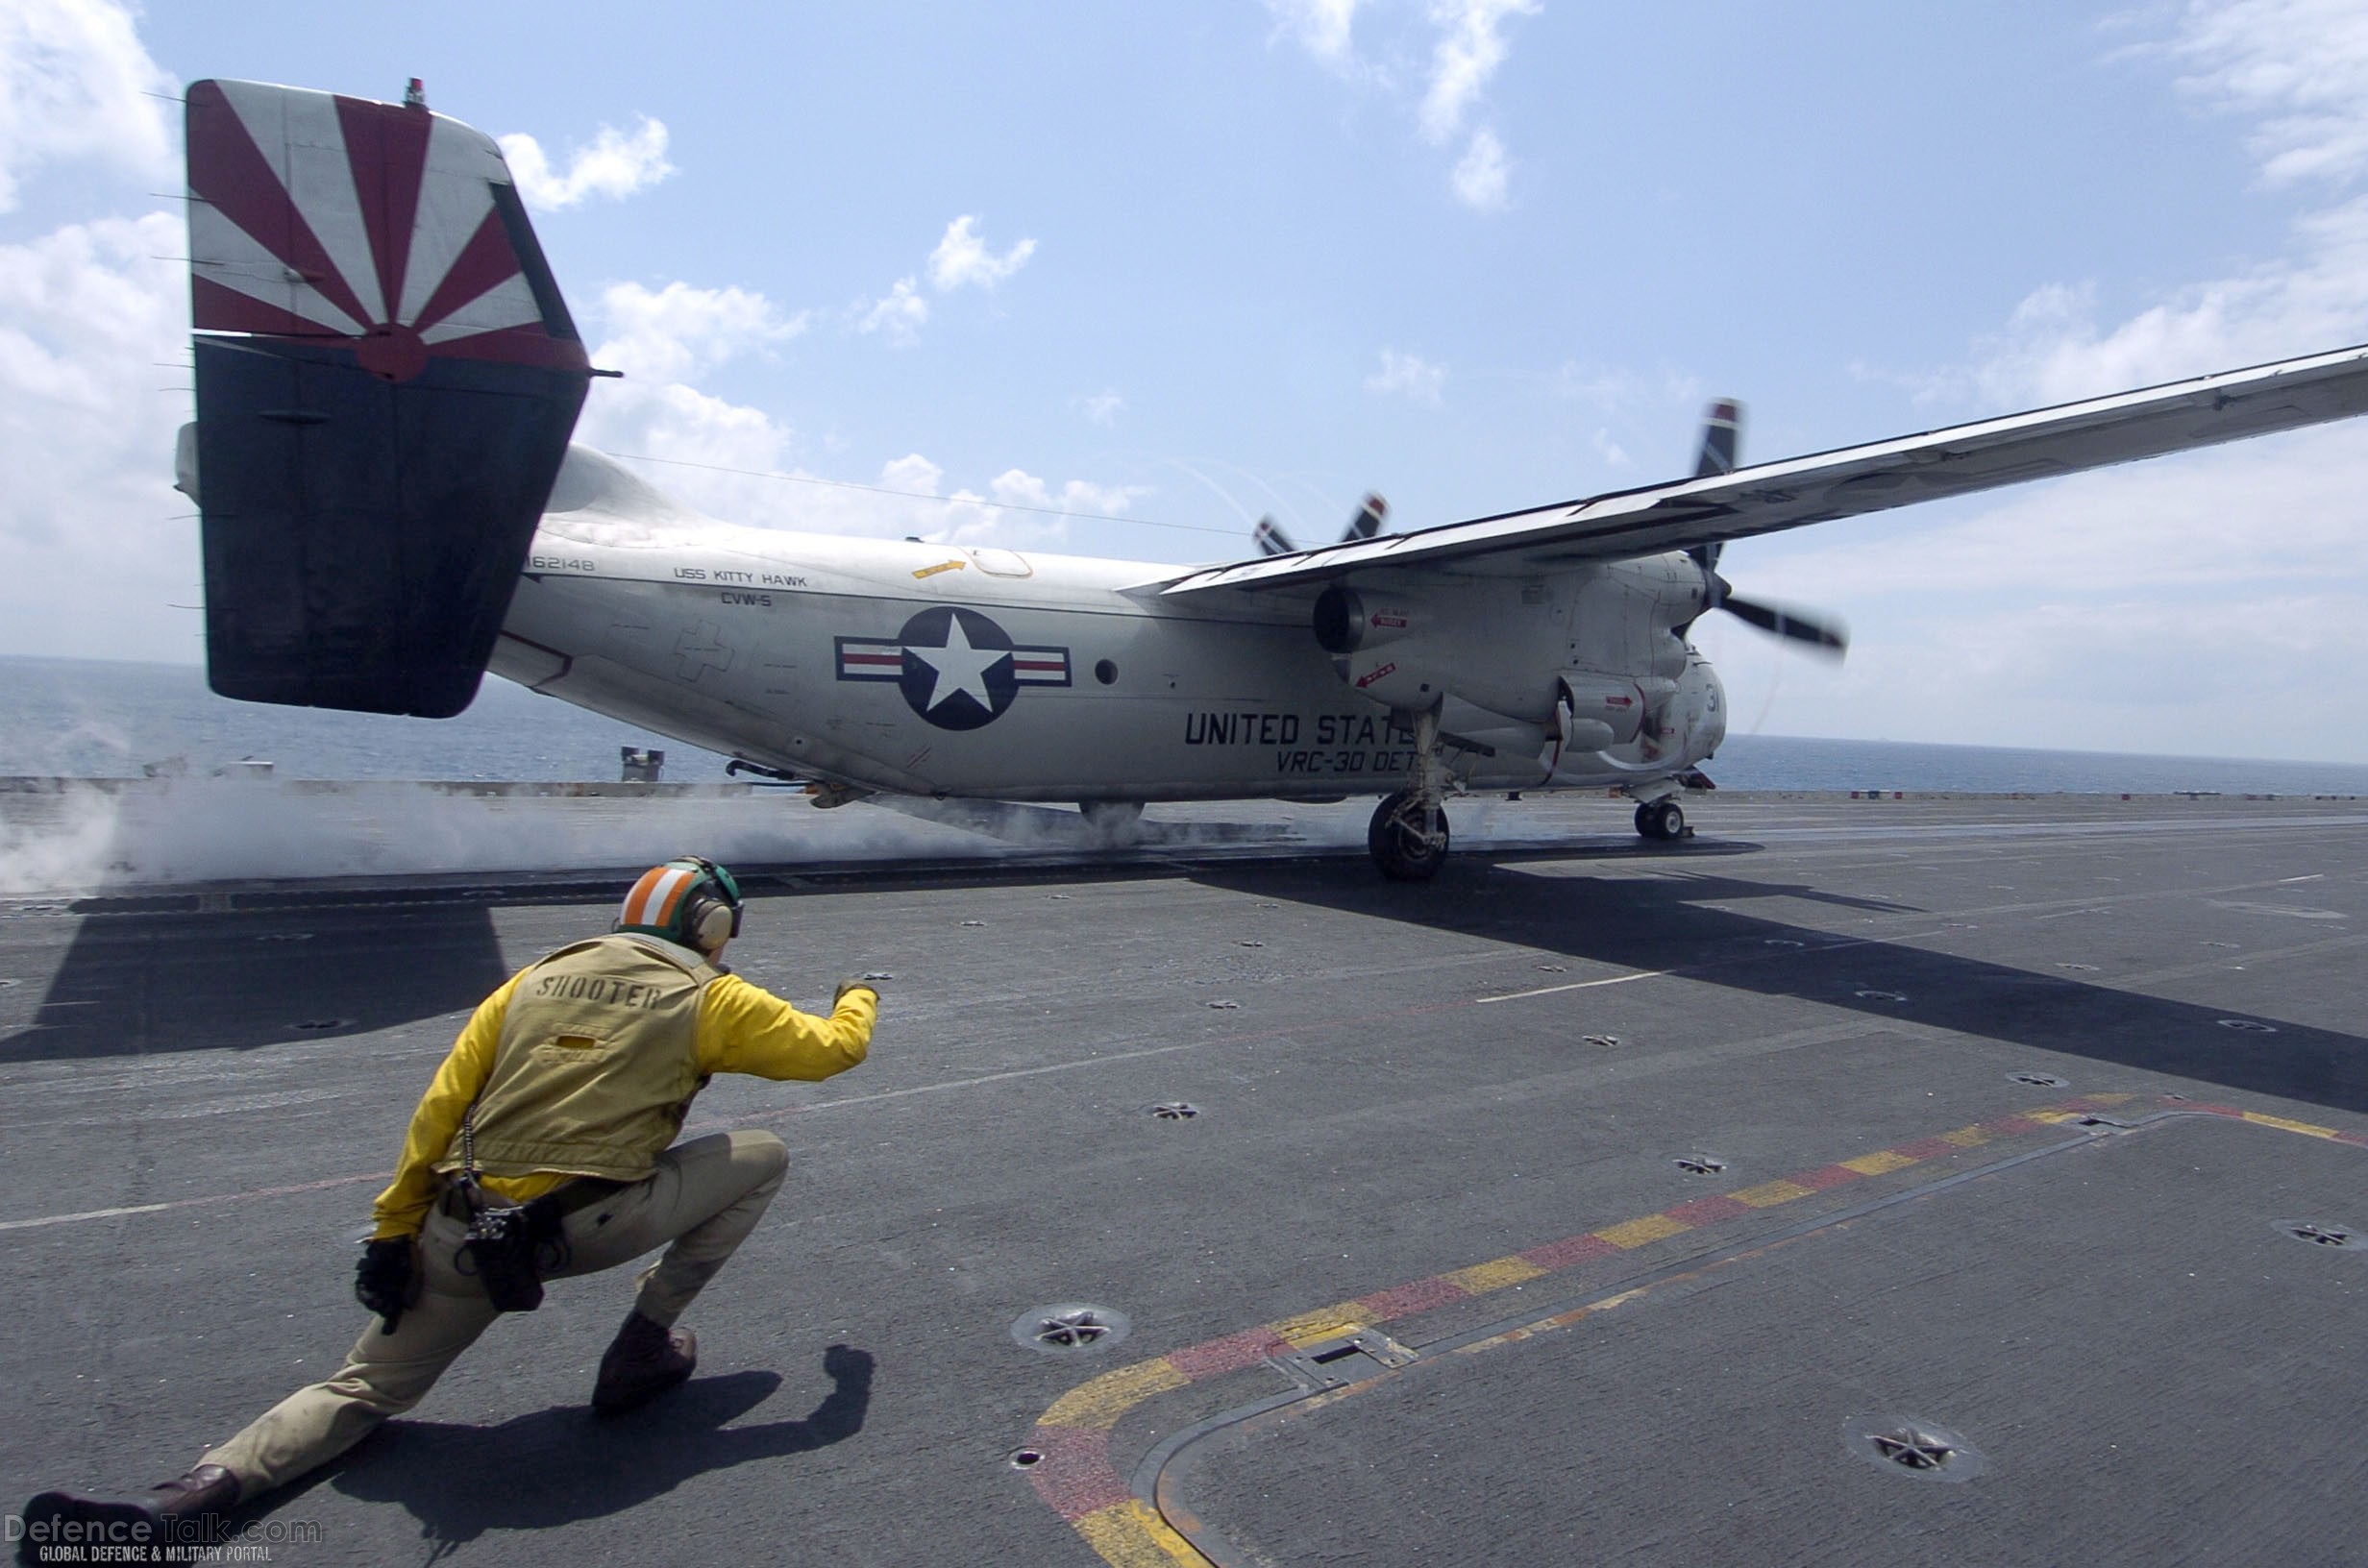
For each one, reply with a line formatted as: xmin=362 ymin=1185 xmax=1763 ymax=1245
xmin=182 ymin=79 xmax=591 ymax=718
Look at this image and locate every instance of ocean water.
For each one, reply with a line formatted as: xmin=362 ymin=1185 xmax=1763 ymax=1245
xmin=5 ymin=654 xmax=2367 ymax=797
xmin=1 ymin=655 xmax=734 ymax=783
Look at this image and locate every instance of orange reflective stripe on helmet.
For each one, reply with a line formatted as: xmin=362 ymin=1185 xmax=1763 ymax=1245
xmin=620 ymin=865 xmax=696 ymax=930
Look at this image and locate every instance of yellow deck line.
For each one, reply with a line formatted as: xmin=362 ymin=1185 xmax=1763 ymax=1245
xmin=1036 ymin=1095 xmax=2365 ymax=1566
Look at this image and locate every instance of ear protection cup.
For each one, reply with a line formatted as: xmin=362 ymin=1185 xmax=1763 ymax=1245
xmin=686 ymin=894 xmax=737 ymax=951
xmin=679 ymin=856 xmax=744 ymax=943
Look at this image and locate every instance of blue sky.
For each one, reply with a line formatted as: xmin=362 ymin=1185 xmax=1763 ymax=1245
xmin=9 ymin=0 xmax=2368 ymax=761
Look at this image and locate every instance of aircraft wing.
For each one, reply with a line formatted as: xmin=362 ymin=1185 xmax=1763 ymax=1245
xmin=1157 ymin=342 xmax=2368 ymax=596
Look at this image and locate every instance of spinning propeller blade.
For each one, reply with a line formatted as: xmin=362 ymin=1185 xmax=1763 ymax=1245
xmin=1713 ymin=582 xmax=1849 ymax=657
xmin=1252 ymin=516 xmax=1297 ymax=556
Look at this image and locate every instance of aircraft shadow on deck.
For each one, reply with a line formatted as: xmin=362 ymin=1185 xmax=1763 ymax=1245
xmin=5 ymin=901 xmax=521 ymax=1063
xmin=1187 ymin=852 xmax=2368 ymax=1116
xmin=10 ymin=823 xmax=2357 ymax=1118
xmin=2 ymin=827 xmax=1691 ymax=1064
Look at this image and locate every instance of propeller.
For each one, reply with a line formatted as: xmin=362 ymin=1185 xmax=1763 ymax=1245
xmin=1700 ymin=564 xmax=1849 ymax=657
xmin=1680 ymin=402 xmax=1845 ymax=656
xmin=1251 ymin=494 xmax=1389 ymax=556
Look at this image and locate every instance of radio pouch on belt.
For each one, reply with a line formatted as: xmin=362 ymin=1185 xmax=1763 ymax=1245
xmin=450 ymin=1107 xmax=571 ymax=1312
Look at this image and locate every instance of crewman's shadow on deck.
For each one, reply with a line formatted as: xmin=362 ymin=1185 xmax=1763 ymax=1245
xmin=321 ymin=1345 xmax=872 ymax=1546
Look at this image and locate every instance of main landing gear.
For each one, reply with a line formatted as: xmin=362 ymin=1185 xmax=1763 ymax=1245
xmin=1369 ymin=790 xmax=1450 ymax=880
xmin=1634 ymin=797 xmax=1686 ymax=842
xmin=1368 ymin=705 xmax=1454 ymax=880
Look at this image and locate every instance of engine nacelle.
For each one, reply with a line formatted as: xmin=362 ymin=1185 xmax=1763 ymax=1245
xmin=1338 ymin=641 xmax=1455 ymax=709
xmin=1554 ymin=672 xmax=1651 ymax=747
xmin=1314 ymin=584 xmax=1426 ymax=654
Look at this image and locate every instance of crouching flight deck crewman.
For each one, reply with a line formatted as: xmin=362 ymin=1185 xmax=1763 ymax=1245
xmin=20 ymin=856 xmax=876 ymax=1546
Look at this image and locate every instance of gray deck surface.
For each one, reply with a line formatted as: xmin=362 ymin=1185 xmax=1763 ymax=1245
xmin=2 ymin=792 xmax=2363 ymax=1566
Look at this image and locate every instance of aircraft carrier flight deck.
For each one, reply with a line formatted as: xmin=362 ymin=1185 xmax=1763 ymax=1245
xmin=3 ymin=792 xmax=2363 ymax=1566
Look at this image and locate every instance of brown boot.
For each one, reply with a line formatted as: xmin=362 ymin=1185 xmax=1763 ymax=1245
xmin=592 ymin=1311 xmax=698 ymax=1414
xmin=19 ymin=1464 xmax=237 ymax=1561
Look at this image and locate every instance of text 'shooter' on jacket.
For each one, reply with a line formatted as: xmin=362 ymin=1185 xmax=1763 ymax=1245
xmin=446 ymin=934 xmax=722 ymax=1183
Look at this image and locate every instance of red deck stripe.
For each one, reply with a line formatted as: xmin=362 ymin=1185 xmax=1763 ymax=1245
xmin=1023 ymin=1425 xmax=1129 ymax=1521
xmin=1665 ymin=1193 xmax=1753 ymax=1225
xmin=1358 ymin=1276 xmax=1470 ymax=1320
xmin=1166 ymin=1327 xmax=1289 ymax=1380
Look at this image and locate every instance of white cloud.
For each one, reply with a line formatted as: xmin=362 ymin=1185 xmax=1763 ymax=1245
xmin=926 ymin=215 xmax=1036 ymax=292
xmin=1735 ymin=0 xmax=2368 ymax=763
xmin=1418 ymin=0 xmax=1540 ymax=144
xmin=879 ymin=453 xmax=944 ymax=498
xmin=1266 ymin=0 xmax=1535 ymax=209
xmin=1703 ymin=577 xmax=2368 ymax=761
xmin=1263 ymin=0 xmax=1370 ymax=70
xmin=917 ymin=469 xmax=1148 ymax=549
xmin=1451 ymin=125 xmax=1511 ymax=209
xmin=572 ymin=281 xmax=808 ymax=521
xmin=1743 ymin=426 xmax=2368 ymax=601
xmin=851 ymin=218 xmax=1032 ymax=351
xmin=498 ymin=116 xmax=674 ymax=211
xmin=0 ymin=0 xmax=174 ymax=213
xmin=0 ymin=211 xmax=197 ymax=658
xmin=0 ymin=5 xmax=197 ymax=662
xmin=1938 ymin=1 xmax=2368 ymax=407
xmin=625 ymin=451 xmax=1149 ymax=551
xmin=2163 ymin=0 xmax=2368 ymax=187
xmin=1935 ymin=194 xmax=2368 ymax=409
xmin=1075 ymin=389 xmax=1125 ymax=427
xmin=989 ymin=469 xmax=1143 ymax=515
xmin=1365 ymin=347 xmax=1446 ymax=406
xmin=855 ymin=277 xmax=930 ymax=347
xmin=1715 ymin=420 xmax=2368 ymax=762
xmin=592 ymin=280 xmax=805 ymax=383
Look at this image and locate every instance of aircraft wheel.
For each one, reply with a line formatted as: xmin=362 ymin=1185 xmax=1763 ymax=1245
xmin=1638 ymin=799 xmax=1685 ymax=841
xmin=1369 ymin=791 xmax=1450 ymax=880
xmin=1634 ymin=803 xmax=1656 ymax=839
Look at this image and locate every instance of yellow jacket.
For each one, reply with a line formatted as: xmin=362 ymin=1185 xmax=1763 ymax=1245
xmin=373 ymin=935 xmax=875 ymax=1238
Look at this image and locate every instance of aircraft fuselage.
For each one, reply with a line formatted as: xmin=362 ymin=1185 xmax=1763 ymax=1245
xmin=484 ymin=453 xmax=1727 ymax=805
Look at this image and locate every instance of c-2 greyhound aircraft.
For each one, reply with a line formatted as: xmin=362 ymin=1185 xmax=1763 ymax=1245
xmin=176 ymin=79 xmax=2368 ymax=877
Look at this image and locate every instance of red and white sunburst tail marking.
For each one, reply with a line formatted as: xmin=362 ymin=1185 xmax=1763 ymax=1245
xmin=182 ymin=79 xmax=594 ymax=721
xmin=185 ymin=79 xmax=588 ymax=382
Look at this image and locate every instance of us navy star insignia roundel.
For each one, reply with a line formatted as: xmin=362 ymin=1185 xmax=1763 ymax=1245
xmin=835 ymin=607 xmax=1071 ymax=730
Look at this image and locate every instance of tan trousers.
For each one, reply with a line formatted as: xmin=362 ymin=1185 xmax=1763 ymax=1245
xmin=201 ymin=1129 xmax=789 ymax=1499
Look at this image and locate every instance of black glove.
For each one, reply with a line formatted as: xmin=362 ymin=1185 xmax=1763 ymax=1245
xmin=835 ymin=974 xmax=883 ymax=1004
xmin=355 ymin=1237 xmax=420 ymax=1334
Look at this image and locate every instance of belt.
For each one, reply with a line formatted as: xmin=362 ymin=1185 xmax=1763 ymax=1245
xmin=542 ymin=1176 xmax=629 ymax=1216
xmin=438 ymin=1174 xmax=629 ymax=1221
